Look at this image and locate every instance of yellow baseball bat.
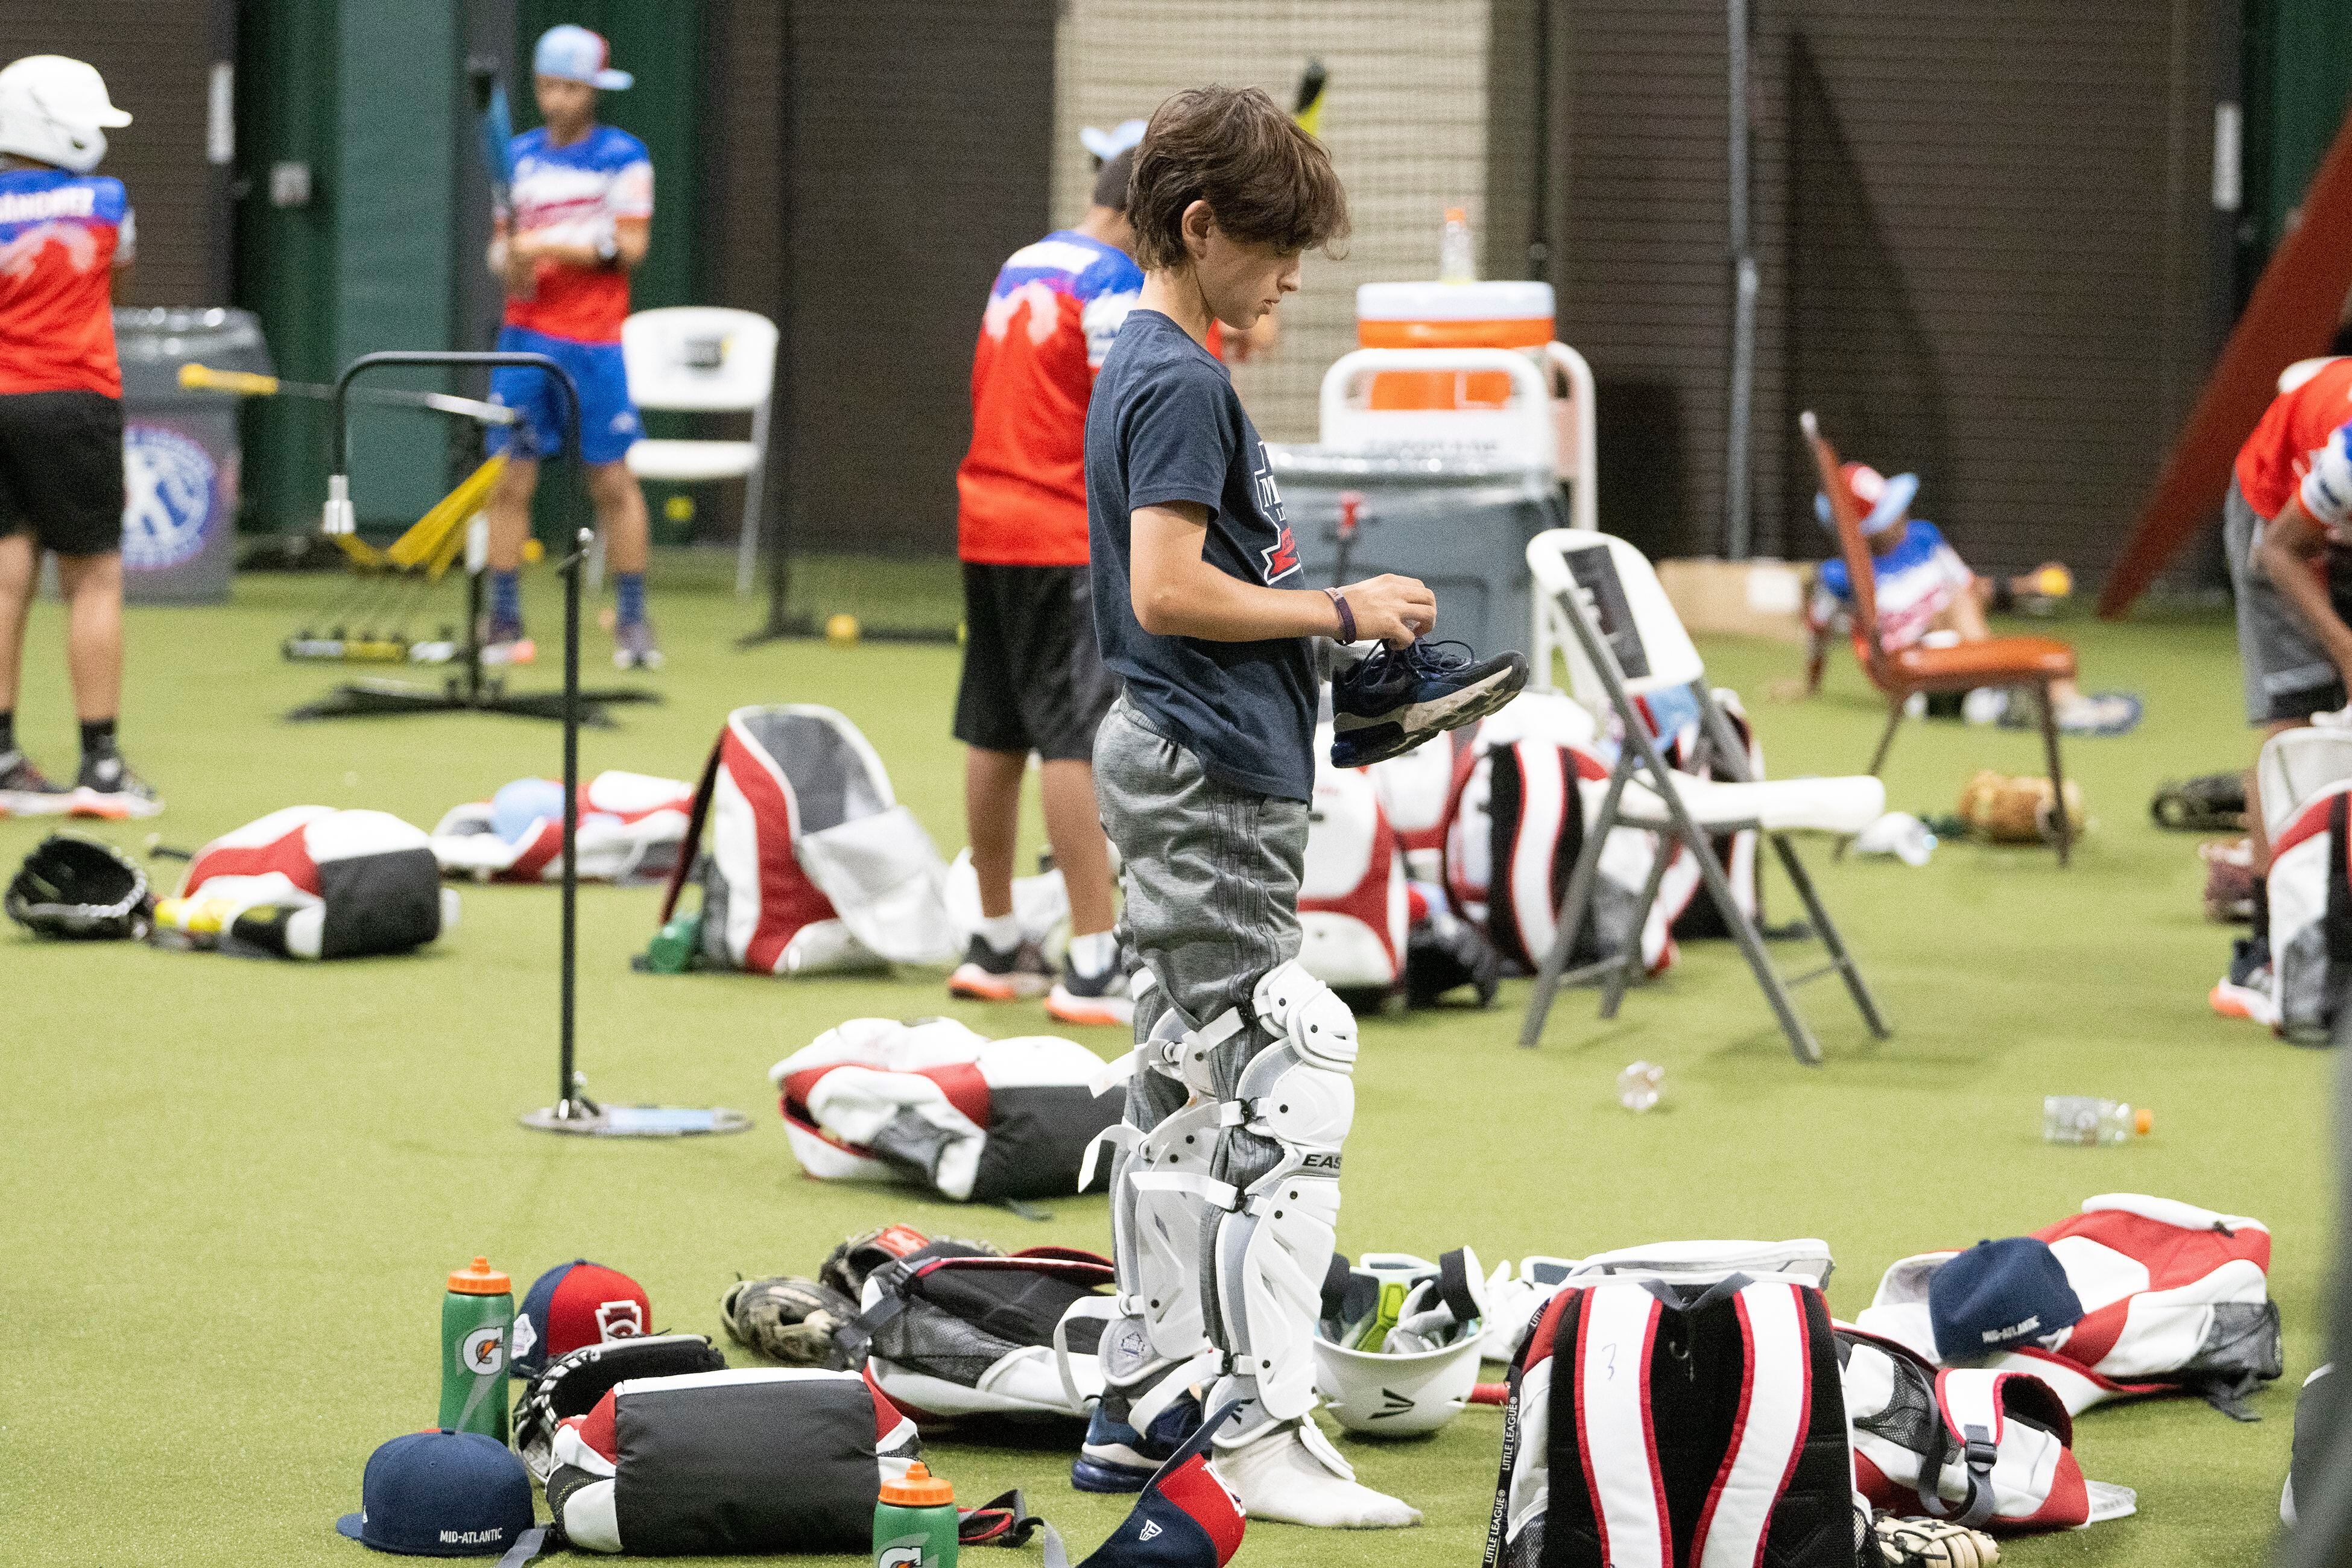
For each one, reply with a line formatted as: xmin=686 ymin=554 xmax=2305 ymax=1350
xmin=179 ymin=362 xmax=516 ymax=424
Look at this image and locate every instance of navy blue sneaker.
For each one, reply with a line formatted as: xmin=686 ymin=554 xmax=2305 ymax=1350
xmin=1330 ymin=640 xmax=1528 ymax=768
xmin=1072 ymin=1389 xmax=1202 ymax=1493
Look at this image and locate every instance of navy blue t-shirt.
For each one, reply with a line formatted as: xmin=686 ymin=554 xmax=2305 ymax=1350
xmin=1086 ymin=310 xmax=1318 ymax=801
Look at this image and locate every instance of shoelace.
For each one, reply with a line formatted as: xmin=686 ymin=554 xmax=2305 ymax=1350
xmin=1349 ymin=638 xmax=1475 ymax=691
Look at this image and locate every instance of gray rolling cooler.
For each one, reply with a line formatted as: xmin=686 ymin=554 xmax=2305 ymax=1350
xmin=1270 ymin=446 xmax=1555 ymax=659
xmin=1272 ymin=344 xmax=1576 ymax=657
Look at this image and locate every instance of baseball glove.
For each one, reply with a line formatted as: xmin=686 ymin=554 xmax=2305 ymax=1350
xmin=819 ymin=1225 xmax=935 ymax=1299
xmin=1958 ymin=770 xmax=2083 ymax=845
xmin=5 ymin=833 xmax=150 ymax=940
xmin=817 ymin=1224 xmax=1010 ymax=1299
xmin=721 ymin=1274 xmax=859 ymax=1369
xmin=1870 ymin=1512 xmax=2000 ymax=1568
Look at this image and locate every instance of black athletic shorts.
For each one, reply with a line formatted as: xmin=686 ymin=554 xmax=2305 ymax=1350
xmin=953 ymin=561 xmax=1119 ymax=762
xmin=0 ymin=390 xmax=125 ymax=557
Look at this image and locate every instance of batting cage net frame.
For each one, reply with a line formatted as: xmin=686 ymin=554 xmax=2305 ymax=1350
xmin=742 ymin=0 xmax=1543 ymax=646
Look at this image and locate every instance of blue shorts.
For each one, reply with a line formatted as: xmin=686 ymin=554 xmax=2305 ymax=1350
xmin=487 ymin=324 xmax=642 ymax=466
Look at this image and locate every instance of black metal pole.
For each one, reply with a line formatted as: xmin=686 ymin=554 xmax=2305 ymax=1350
xmin=741 ymin=0 xmax=811 ymax=648
xmin=560 ymin=523 xmax=586 ymax=1113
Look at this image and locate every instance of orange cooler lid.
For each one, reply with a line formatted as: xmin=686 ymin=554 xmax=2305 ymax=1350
xmin=879 ymin=1461 xmax=955 ymax=1507
xmin=447 ymin=1256 xmax=511 ymax=1295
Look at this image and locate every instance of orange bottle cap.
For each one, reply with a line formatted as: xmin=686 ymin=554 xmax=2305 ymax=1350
xmin=2134 ymin=1108 xmax=2154 ymax=1136
xmin=447 ymin=1255 xmax=511 ymax=1295
xmin=879 ymin=1461 xmax=955 ymax=1507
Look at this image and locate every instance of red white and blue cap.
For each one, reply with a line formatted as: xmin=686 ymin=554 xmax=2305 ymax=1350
xmin=533 ymin=25 xmax=632 ymax=90
xmin=335 ymin=1430 xmax=538 ymax=1558
xmin=1078 ymin=1402 xmax=1245 ymax=1567
xmin=513 ymin=1259 xmax=650 ymax=1378
xmin=1814 ymin=460 xmax=1919 ymax=537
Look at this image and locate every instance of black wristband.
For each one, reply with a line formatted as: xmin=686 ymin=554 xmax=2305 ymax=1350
xmin=1324 ymin=589 xmax=1356 ymax=643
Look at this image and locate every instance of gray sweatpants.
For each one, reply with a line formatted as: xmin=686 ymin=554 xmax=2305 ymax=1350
xmin=1092 ymin=694 xmax=1310 ymax=1187
xmin=2227 ymin=478 xmax=2347 ymax=725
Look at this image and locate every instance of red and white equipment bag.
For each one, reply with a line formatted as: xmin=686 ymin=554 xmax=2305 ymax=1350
xmin=662 ymin=705 xmax=956 ymax=975
xmin=1368 ymin=731 xmax=1460 ymax=884
xmin=770 ymin=1017 xmax=1122 ymax=1203
xmin=179 ymin=806 xmax=456 ymax=959
xmin=2266 ymin=779 xmax=2352 ymax=1040
xmin=1839 ymin=1327 xmax=2134 ymax=1532
xmin=429 ymin=771 xmax=693 ymax=883
xmin=1855 ymin=1194 xmax=2282 ymax=1416
xmin=1299 ymin=741 xmax=1409 ymax=990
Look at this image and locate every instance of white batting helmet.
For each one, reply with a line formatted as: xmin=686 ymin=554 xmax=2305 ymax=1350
xmin=0 ymin=55 xmax=131 ymax=174
xmin=1314 ymin=1249 xmax=1488 ymax=1436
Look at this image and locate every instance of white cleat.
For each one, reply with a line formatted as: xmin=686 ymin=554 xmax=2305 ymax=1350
xmin=1209 ymin=1419 xmax=1421 ymax=1529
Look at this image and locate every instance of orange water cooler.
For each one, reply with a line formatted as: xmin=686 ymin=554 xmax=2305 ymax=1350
xmin=1355 ymin=279 xmax=1557 ymax=411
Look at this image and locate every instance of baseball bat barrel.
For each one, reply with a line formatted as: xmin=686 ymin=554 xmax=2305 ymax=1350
xmin=179 ymin=363 xmax=514 ymax=424
xmin=1471 ymin=1382 xmax=1508 ymax=1406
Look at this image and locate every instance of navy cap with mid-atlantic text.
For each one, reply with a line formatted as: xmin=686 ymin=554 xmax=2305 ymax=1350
xmin=335 ymin=1430 xmax=536 ymax=1557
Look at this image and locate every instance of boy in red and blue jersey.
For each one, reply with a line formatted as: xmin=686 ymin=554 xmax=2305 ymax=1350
xmin=0 ymin=55 xmax=159 ymax=818
xmin=482 ymin=25 xmax=659 ymax=669
xmin=948 ymin=148 xmax=1143 ymax=1025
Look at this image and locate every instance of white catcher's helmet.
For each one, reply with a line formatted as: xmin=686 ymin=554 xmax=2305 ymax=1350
xmin=1313 ymin=1249 xmax=1488 ymax=1436
xmin=0 ymin=56 xmax=131 ymax=174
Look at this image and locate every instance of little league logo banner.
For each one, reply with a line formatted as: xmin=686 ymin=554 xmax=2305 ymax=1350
xmin=120 ymin=423 xmax=218 ymax=572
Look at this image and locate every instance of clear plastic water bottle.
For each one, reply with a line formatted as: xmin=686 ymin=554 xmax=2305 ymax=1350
xmin=1439 ymin=206 xmax=1476 ymax=283
xmin=2042 ymin=1096 xmax=2153 ymax=1146
xmin=1617 ymin=1061 xmax=1664 ymax=1113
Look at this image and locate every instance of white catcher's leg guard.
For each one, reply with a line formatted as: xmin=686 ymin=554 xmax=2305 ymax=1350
xmin=1205 ymin=960 xmax=1357 ymax=1444
xmin=1100 ymin=1006 xmax=1241 ymax=1402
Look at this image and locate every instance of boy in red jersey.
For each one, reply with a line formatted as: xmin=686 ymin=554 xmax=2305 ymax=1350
xmin=0 ymin=55 xmax=157 ymax=819
xmin=2213 ymin=356 xmax=2352 ymax=1020
xmin=947 ymin=148 xmax=1142 ymax=1025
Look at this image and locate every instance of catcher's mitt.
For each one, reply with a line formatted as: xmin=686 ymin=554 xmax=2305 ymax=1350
xmin=511 ymin=1332 xmax=728 ymax=1480
xmin=721 ymin=1275 xmax=859 ymax=1369
xmin=5 ymin=833 xmax=150 ymax=940
xmin=1871 ymin=1513 xmax=2000 ymax=1568
xmin=2152 ymin=771 xmax=2246 ymax=832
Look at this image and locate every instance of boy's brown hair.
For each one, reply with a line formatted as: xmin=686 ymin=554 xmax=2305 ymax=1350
xmin=1127 ymin=85 xmax=1350 ymax=271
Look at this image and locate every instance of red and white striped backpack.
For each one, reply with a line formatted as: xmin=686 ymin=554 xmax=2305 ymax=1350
xmin=2266 ymin=778 xmax=2352 ymax=1041
xmin=1441 ymin=692 xmax=1685 ymax=976
xmin=660 ymin=706 xmax=956 ymax=975
xmin=1853 ymin=1195 xmax=2281 ymax=1418
xmin=1488 ymin=1243 xmax=1859 ymax=1568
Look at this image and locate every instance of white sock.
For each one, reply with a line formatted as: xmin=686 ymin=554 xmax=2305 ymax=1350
xmin=977 ymin=913 xmax=1023 ymax=955
xmin=1211 ymin=1420 xmax=1421 ymax=1529
xmin=1069 ymin=929 xmax=1119 ymax=979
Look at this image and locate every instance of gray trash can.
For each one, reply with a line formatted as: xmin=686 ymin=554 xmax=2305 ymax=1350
xmin=112 ymin=307 xmax=271 ymax=604
xmin=1267 ymin=445 xmax=1558 ymax=658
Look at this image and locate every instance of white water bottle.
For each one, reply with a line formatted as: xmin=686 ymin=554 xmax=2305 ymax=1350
xmin=2041 ymin=1096 xmax=2152 ymax=1146
xmin=1438 ymin=206 xmax=1476 ymax=283
xmin=1617 ymin=1061 xmax=1664 ymax=1113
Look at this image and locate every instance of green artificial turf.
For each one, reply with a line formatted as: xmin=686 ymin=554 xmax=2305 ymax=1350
xmin=0 ymin=561 xmax=2329 ymax=1567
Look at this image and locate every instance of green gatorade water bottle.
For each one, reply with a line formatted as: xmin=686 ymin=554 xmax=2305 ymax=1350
xmin=438 ymin=1256 xmax=513 ymax=1441
xmin=873 ymin=1461 xmax=958 ymax=1568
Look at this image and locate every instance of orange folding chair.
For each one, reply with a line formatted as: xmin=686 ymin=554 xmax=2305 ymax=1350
xmin=1800 ymin=411 xmax=2077 ymax=864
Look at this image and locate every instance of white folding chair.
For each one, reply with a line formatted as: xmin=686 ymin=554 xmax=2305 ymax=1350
xmin=620 ymin=307 xmax=780 ymax=595
xmin=1519 ymin=528 xmax=1891 ymax=1065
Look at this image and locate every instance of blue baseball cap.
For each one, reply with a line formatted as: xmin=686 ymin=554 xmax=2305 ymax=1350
xmin=336 ymin=1430 xmax=536 ymax=1556
xmin=1927 ymin=1237 xmax=2085 ymax=1361
xmin=533 ymin=25 xmax=632 ymax=90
